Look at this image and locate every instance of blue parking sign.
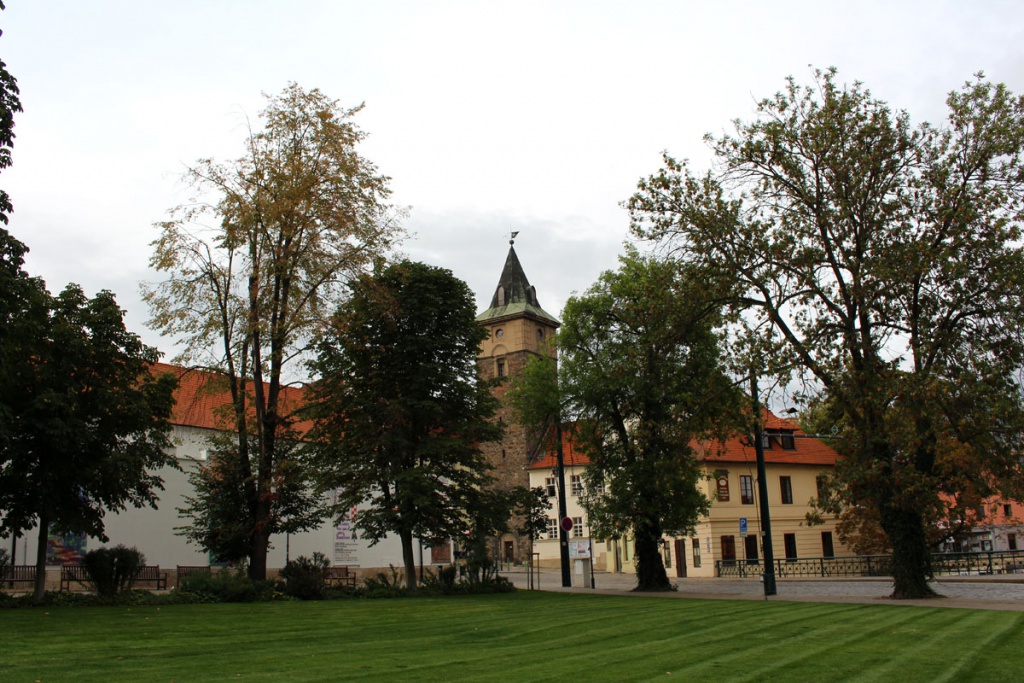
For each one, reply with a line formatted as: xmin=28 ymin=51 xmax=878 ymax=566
xmin=739 ymin=517 xmax=748 ymax=537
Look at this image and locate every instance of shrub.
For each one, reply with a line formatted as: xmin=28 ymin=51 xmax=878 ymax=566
xmin=177 ymin=567 xmax=275 ymax=603
xmin=82 ymin=545 xmax=146 ymax=597
xmin=278 ymin=552 xmax=331 ymax=600
xmin=362 ymin=565 xmax=409 ymax=598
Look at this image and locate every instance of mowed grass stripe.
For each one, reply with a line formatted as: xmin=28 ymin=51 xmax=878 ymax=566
xmin=3 ymin=593 xmax=1022 ymax=682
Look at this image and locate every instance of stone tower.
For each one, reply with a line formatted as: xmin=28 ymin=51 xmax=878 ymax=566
xmin=476 ymin=239 xmax=559 ymax=565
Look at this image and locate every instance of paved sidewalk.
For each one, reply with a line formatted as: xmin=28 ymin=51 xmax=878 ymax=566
xmin=500 ymin=567 xmax=1024 ymax=611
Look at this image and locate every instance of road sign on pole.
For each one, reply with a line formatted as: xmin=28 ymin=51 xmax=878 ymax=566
xmin=561 ymin=516 xmax=574 ymax=533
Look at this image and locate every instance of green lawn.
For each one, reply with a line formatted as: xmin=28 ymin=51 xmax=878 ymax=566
xmin=2 ymin=592 xmax=1021 ymax=682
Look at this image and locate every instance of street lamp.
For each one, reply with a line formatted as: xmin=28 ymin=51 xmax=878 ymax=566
xmin=554 ymin=421 xmax=573 ymax=588
xmin=751 ymin=375 xmax=777 ymax=597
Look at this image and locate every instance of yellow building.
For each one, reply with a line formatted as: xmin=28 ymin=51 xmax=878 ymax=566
xmin=533 ymin=411 xmax=850 ymax=579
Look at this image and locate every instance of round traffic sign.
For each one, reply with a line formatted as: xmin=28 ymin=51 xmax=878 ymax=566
xmin=560 ymin=516 xmax=574 ymax=533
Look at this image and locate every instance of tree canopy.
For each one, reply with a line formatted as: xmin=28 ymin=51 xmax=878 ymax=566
xmin=175 ymin=430 xmax=326 ymax=565
xmin=0 ymin=2 xmax=21 ymax=227
xmin=628 ymin=68 xmax=1024 ymax=598
xmin=144 ymin=83 xmax=402 ymax=579
xmin=511 ymin=251 xmax=742 ymax=591
xmin=308 ymin=260 xmax=504 ymax=590
xmin=0 ymin=277 xmax=177 ymax=600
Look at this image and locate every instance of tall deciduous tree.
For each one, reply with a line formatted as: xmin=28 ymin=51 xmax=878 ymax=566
xmin=0 ymin=283 xmax=177 ymax=601
xmin=0 ymin=0 xmax=25 ymax=450
xmin=175 ymin=431 xmax=326 ymax=564
xmin=144 ymin=84 xmax=402 ymax=579
xmin=0 ymin=0 xmax=21 ymax=227
xmin=629 ymin=68 xmax=1024 ymax=598
xmin=308 ymin=261 xmax=504 ymax=590
xmin=513 ymin=252 xmax=742 ymax=591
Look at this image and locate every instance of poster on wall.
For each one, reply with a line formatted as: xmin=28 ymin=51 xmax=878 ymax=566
xmin=332 ymin=490 xmax=361 ymax=566
xmin=569 ymin=541 xmax=591 ymax=559
xmin=46 ymin=530 xmax=86 ymax=565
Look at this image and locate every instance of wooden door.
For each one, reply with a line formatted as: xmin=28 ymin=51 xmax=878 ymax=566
xmin=674 ymin=539 xmax=687 ymax=577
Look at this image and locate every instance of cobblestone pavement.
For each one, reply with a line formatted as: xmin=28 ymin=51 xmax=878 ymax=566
xmin=500 ymin=568 xmax=1024 ymax=611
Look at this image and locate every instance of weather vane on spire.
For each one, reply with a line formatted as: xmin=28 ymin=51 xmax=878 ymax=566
xmin=510 ymin=230 xmax=519 ymax=245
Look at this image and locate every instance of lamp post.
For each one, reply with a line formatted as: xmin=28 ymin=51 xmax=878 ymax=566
xmin=751 ymin=374 xmax=777 ymax=597
xmin=554 ymin=421 xmax=573 ymax=588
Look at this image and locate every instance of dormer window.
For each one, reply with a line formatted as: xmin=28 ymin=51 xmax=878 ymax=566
xmin=497 ymin=286 xmax=506 ymax=306
xmin=761 ymin=432 xmax=772 ymax=449
xmin=779 ymin=433 xmax=796 ymax=450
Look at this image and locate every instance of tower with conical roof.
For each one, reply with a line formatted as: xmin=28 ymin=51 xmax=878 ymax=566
xmin=476 ymin=237 xmax=560 ymax=565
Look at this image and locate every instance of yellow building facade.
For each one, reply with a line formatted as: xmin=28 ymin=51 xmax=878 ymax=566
xmin=530 ymin=412 xmax=851 ymax=579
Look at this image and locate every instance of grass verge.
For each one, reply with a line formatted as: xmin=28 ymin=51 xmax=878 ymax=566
xmin=2 ymin=591 xmax=1021 ymax=682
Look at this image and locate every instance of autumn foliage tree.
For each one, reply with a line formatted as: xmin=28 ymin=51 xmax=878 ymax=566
xmin=145 ymin=84 xmax=402 ymax=579
xmin=629 ymin=68 xmax=1024 ymax=598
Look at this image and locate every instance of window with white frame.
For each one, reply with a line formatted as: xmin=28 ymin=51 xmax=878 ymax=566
xmin=570 ymin=474 xmax=583 ymax=496
xmin=572 ymin=517 xmax=584 ymax=538
xmin=545 ymin=477 xmax=557 ymax=498
xmin=546 ymin=518 xmax=559 ymax=539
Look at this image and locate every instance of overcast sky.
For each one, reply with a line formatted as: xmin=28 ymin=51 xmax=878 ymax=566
xmin=3 ymin=1 xmax=1023 ymax=363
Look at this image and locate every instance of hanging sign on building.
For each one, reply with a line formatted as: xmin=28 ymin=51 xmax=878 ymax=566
xmin=715 ymin=470 xmax=730 ymax=502
xmin=332 ymin=490 xmax=361 ymax=565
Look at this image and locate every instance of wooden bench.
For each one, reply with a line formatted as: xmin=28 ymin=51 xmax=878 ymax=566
xmin=1 ymin=564 xmax=38 ymax=590
xmin=324 ymin=566 xmax=357 ymax=588
xmin=176 ymin=565 xmax=211 ymax=586
xmin=60 ymin=565 xmax=90 ymax=591
xmin=134 ymin=566 xmax=168 ymax=590
xmin=61 ymin=564 xmax=168 ymax=591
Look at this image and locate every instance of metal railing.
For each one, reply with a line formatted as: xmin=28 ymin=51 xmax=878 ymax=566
xmin=715 ymin=550 xmax=1024 ymax=579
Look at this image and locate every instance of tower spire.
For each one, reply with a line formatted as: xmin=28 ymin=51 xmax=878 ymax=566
xmin=476 ymin=238 xmax=558 ymax=325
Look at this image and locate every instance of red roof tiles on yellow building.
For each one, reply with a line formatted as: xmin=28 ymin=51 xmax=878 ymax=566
xmin=527 ymin=410 xmax=841 ymax=470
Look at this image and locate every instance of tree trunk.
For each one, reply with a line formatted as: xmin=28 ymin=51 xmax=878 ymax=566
xmin=33 ymin=512 xmax=48 ymax=603
xmin=634 ymin=523 xmax=671 ymax=591
xmin=400 ymin=528 xmax=417 ymax=590
xmin=879 ymin=501 xmax=936 ymax=599
xmin=248 ymin=523 xmax=270 ymax=581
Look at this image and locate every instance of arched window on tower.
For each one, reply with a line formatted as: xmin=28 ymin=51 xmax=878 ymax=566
xmin=497 ymin=286 xmax=506 ymax=306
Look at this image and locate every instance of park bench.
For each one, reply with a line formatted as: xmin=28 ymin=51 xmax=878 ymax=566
xmin=176 ymin=565 xmax=211 ymax=586
xmin=1 ymin=564 xmax=38 ymax=591
xmin=61 ymin=564 xmax=168 ymax=591
xmin=324 ymin=566 xmax=357 ymax=588
xmin=134 ymin=566 xmax=168 ymax=590
xmin=60 ymin=565 xmax=90 ymax=591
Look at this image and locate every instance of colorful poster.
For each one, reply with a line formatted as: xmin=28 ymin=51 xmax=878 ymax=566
xmin=332 ymin=490 xmax=361 ymax=566
xmin=46 ymin=530 xmax=86 ymax=565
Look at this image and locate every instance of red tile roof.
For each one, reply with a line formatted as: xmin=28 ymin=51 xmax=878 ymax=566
xmin=694 ymin=409 xmax=841 ymax=466
xmin=150 ymin=362 xmax=312 ymax=433
xmin=528 ymin=427 xmax=591 ymax=470
xmin=527 ymin=410 xmax=841 ymax=469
